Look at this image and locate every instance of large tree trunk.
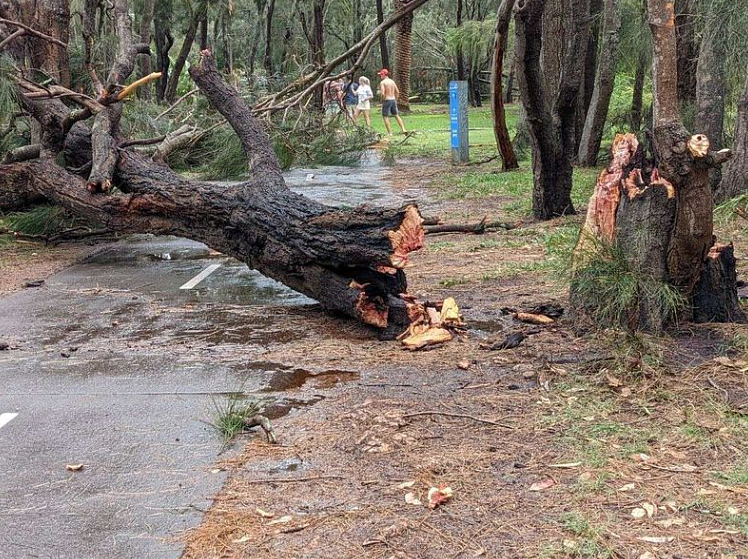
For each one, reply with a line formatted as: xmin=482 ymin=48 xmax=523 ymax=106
xmin=456 ymin=0 xmax=466 ymax=81
xmin=393 ymin=0 xmax=413 ymax=110
xmin=515 ymin=0 xmax=590 ymax=220
xmin=715 ymin=65 xmax=748 ymax=204
xmin=630 ymin=47 xmax=647 ymax=130
xmin=375 ymin=0 xmax=390 ymax=69
xmin=576 ymin=0 xmax=603 ymax=151
xmin=0 ymin=53 xmax=425 ymax=337
xmin=694 ymin=22 xmax=725 ymax=151
xmin=571 ymin=0 xmax=744 ymax=331
xmin=153 ymin=1 xmax=174 ymax=102
xmin=577 ymin=0 xmax=620 ymax=166
xmin=490 ymin=0 xmax=519 ymax=171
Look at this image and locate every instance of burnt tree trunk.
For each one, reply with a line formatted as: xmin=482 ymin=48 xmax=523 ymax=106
xmin=515 ymin=0 xmax=590 ymax=220
xmin=375 ymin=0 xmax=390 ymax=69
xmin=577 ymin=0 xmax=620 ymax=166
xmin=571 ymin=0 xmax=744 ymax=331
xmin=0 ymin=52 xmax=425 ymax=337
xmin=490 ymin=0 xmax=519 ymax=171
xmin=715 ymin=64 xmax=748 ymax=203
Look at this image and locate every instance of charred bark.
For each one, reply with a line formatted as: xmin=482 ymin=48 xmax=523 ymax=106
xmin=490 ymin=0 xmax=519 ymax=171
xmin=577 ymin=0 xmax=620 ymax=166
xmin=515 ymin=0 xmax=590 ymax=219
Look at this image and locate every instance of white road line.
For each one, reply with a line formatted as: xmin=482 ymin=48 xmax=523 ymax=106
xmin=179 ymin=264 xmax=222 ymax=290
xmin=0 ymin=413 xmax=18 ymax=431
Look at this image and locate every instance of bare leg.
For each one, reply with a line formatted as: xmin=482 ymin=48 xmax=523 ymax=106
xmin=353 ymin=108 xmax=360 ymax=123
xmin=364 ymin=110 xmax=371 ymax=126
xmin=383 ymin=116 xmax=393 ymax=134
xmin=395 ymin=114 xmax=407 ymax=133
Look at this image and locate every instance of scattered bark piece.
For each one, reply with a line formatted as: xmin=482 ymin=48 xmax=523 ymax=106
xmin=401 ymin=327 xmax=453 ymax=350
xmin=515 ymin=312 xmax=554 ymax=325
xmin=479 ymin=331 xmax=526 ymax=351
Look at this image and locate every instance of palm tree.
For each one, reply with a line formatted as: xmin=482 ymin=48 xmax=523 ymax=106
xmin=393 ymin=0 xmax=413 ymax=111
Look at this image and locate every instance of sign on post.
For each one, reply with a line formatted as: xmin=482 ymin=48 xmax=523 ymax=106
xmin=449 ymin=80 xmax=469 ymax=163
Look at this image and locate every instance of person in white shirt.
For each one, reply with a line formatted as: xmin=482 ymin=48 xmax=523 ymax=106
xmin=353 ymin=76 xmax=374 ymax=126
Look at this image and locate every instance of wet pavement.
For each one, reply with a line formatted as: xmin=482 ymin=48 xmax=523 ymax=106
xmin=0 ymin=159 xmax=400 ymax=559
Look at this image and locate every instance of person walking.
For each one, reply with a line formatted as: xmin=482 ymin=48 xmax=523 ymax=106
xmin=377 ymin=69 xmax=407 ymax=134
xmin=354 ymin=76 xmax=373 ymax=126
xmin=343 ymin=78 xmax=359 ymax=119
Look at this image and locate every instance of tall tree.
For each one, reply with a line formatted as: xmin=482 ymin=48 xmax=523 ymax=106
xmin=137 ymin=0 xmax=156 ymax=99
xmin=490 ymin=0 xmax=519 ymax=170
xmin=153 ymin=0 xmax=174 ymax=101
xmin=17 ymin=0 xmax=70 ymax=87
xmin=577 ymin=0 xmax=621 ymax=166
xmin=515 ymin=0 xmax=591 ymax=219
xmin=694 ymin=14 xmax=725 ymax=151
xmin=456 ymin=0 xmax=466 ymax=81
xmin=375 ymin=0 xmax=390 ymax=69
xmin=393 ymin=0 xmax=414 ymax=110
xmin=715 ymin=65 xmax=748 ymax=203
xmin=263 ymin=0 xmax=276 ymax=74
xmin=163 ymin=0 xmax=208 ymax=103
xmin=674 ymin=0 xmax=697 ymax=105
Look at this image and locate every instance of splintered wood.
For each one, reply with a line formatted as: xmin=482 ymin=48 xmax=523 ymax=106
xmin=399 ymin=297 xmax=465 ymax=350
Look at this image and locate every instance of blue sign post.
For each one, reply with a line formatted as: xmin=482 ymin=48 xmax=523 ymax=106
xmin=449 ymin=81 xmax=469 ymax=163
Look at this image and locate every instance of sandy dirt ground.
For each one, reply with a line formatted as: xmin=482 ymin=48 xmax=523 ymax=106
xmin=176 ymin=161 xmax=748 ymax=559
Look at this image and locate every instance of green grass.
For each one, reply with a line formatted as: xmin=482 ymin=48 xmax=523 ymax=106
xmin=210 ymin=396 xmax=269 ymax=443
xmin=2 ymin=205 xmax=83 ymax=236
xmin=558 ymin=512 xmax=612 ymax=558
xmin=714 ymin=465 xmax=748 ymax=486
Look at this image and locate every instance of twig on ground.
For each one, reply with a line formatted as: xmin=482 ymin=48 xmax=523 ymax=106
xmin=241 ymin=475 xmax=344 ymax=485
xmin=402 ymin=411 xmax=515 ymax=429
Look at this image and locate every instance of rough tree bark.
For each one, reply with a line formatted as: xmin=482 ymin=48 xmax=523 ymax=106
xmin=674 ymin=0 xmax=697 ymax=105
xmin=577 ymin=0 xmax=620 ymax=166
xmin=393 ymin=0 xmax=413 ymax=110
xmin=630 ymin=47 xmax=647 ymax=130
xmin=17 ymin=0 xmax=70 ymax=87
xmin=694 ymin=20 xmax=725 ymax=151
xmin=263 ymin=0 xmax=276 ymax=75
xmin=153 ymin=0 xmax=174 ymax=102
xmin=571 ymin=0 xmax=744 ymax=331
xmin=515 ymin=0 xmax=590 ymax=220
xmin=490 ymin=0 xmax=519 ymax=171
xmin=577 ymin=0 xmax=603 ymax=150
xmin=0 ymin=49 xmax=425 ymax=336
xmin=715 ymin=64 xmax=748 ymax=203
xmin=456 ymin=0 xmax=466 ymax=81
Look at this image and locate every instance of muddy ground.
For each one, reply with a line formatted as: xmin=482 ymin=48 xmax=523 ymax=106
xmin=3 ymin=159 xmax=748 ymax=559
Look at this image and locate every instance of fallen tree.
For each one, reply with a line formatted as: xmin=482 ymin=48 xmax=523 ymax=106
xmin=0 ymin=50 xmax=425 ymax=337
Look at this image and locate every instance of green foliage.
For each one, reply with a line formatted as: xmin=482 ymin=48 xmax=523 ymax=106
xmin=210 ymin=396 xmax=268 ymax=443
xmin=445 ymin=19 xmax=496 ymax=73
xmin=571 ymin=236 xmax=686 ymax=329
xmin=2 ymin=206 xmax=84 ymax=237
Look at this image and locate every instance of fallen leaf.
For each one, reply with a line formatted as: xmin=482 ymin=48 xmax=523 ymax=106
xmin=620 ymin=387 xmax=632 ymax=398
xmin=427 ymin=485 xmax=453 ymax=509
xmin=655 ymin=517 xmax=685 ymax=528
xmin=562 ymin=539 xmax=578 ymax=550
xmin=642 ymin=502 xmax=656 ymax=518
xmin=638 ymin=553 xmax=656 ymax=559
xmin=232 ymin=535 xmax=251 ymax=543
xmin=256 ymin=508 xmax=274 ymax=518
xmin=529 ymin=478 xmax=556 ymax=492
xmin=549 ymin=462 xmax=583 ymax=469
xmin=709 ymin=529 xmax=740 ymax=535
xmin=633 ymin=453 xmax=650 ymax=462
xmin=636 ymin=536 xmax=674 ymax=544
xmin=728 ymin=507 xmax=740 ymax=515
xmin=577 ymin=472 xmax=593 ymax=482
xmin=457 ymin=359 xmax=471 ymax=370
xmin=404 ymin=492 xmax=422 ymax=506
xmin=66 ymin=464 xmax=84 ymax=472
xmin=606 ymin=374 xmax=622 ymax=388
xmin=618 ymin=483 xmax=636 ymax=492
xmin=631 ymin=508 xmax=647 ymax=519
xmin=515 ymin=312 xmax=554 ymax=325
xmin=398 ymin=480 xmax=416 ymax=489
xmin=267 ymin=515 xmax=293 ymax=526
xmin=709 ymin=482 xmax=748 ymax=495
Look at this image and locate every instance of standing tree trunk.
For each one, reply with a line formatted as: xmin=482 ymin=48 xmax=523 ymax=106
xmin=163 ymin=0 xmax=207 ymax=103
xmin=18 ymin=0 xmax=70 ymax=87
xmin=674 ymin=0 xmax=697 ymax=105
xmin=577 ymin=0 xmax=621 ymax=166
xmin=137 ymin=0 xmax=155 ymax=99
xmin=572 ymin=0 xmax=743 ymax=331
xmin=311 ymin=0 xmax=326 ymax=109
xmin=456 ymin=0 xmax=466 ymax=81
xmin=694 ymin=22 xmax=725 ymax=151
xmin=153 ymin=0 xmax=173 ymax=102
xmin=263 ymin=0 xmax=276 ymax=75
xmin=375 ymin=0 xmax=390 ymax=69
xmin=490 ymin=0 xmax=519 ymax=171
xmin=515 ymin=0 xmax=590 ymax=220
xmin=576 ymin=0 xmax=603 ymax=149
xmin=393 ymin=0 xmax=414 ymax=110
xmin=715 ymin=65 xmax=748 ymax=203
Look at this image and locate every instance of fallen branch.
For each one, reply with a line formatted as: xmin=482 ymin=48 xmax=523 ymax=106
xmin=402 ymin=411 xmax=515 ymax=429
xmin=425 ymin=216 xmax=518 ymax=234
xmin=156 ymin=88 xmax=200 ymax=120
xmin=241 ymin=475 xmax=345 ymax=485
xmin=0 ymin=17 xmax=67 ymax=48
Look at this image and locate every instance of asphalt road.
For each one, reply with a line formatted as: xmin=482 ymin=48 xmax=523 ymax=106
xmin=0 ymin=237 xmax=314 ymax=559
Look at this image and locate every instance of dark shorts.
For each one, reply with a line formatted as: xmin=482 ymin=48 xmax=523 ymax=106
xmin=382 ymin=99 xmax=399 ymax=117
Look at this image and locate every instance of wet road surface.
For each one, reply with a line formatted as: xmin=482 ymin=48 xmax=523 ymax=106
xmin=0 ymin=160 xmax=401 ymax=559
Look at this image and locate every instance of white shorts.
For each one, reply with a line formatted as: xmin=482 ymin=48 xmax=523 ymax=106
xmin=357 ymin=100 xmax=371 ymax=111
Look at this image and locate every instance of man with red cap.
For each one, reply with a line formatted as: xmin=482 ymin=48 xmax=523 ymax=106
xmin=377 ymin=69 xmax=407 ymax=135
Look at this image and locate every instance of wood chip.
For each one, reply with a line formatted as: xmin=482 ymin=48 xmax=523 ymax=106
xmin=515 ymin=312 xmax=554 ymax=325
